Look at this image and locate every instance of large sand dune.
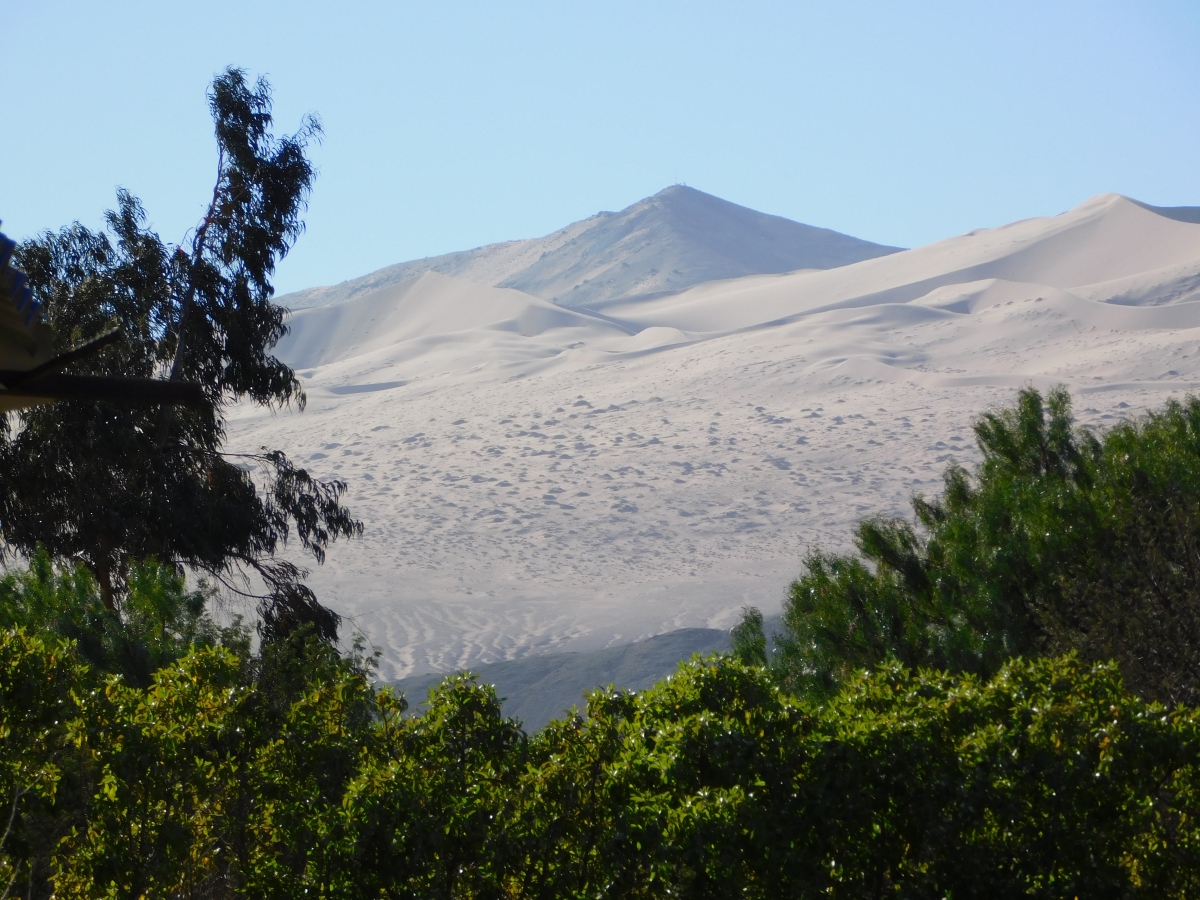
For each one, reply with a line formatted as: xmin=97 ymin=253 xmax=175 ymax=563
xmin=227 ymin=192 xmax=1200 ymax=680
xmin=279 ymin=185 xmax=901 ymax=310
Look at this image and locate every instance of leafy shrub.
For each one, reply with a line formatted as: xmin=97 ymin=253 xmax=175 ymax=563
xmin=778 ymin=387 xmax=1200 ymax=705
xmin=0 ymin=629 xmax=84 ymax=899
xmin=509 ymin=654 xmax=1200 ymax=897
xmin=0 ymin=549 xmax=242 ymax=687
xmin=4 ymin=627 xmax=1199 ymax=897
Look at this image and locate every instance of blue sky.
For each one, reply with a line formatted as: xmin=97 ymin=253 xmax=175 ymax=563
xmin=5 ymin=1 xmax=1199 ymax=295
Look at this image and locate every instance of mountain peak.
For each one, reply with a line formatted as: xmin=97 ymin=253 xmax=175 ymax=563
xmin=648 ymin=182 xmax=708 ymax=200
xmin=280 ymin=188 xmax=902 ymax=309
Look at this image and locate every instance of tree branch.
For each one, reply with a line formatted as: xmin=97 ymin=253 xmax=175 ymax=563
xmin=0 ymin=782 xmax=33 ymax=900
xmin=155 ymin=147 xmax=225 ymax=449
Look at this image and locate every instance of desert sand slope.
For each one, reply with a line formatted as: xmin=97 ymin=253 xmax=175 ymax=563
xmin=278 ymin=185 xmax=901 ymax=310
xmin=276 ymin=271 xmax=630 ymax=381
xmin=227 ymin=194 xmax=1200 ymax=681
xmin=598 ymin=194 xmax=1200 ymax=331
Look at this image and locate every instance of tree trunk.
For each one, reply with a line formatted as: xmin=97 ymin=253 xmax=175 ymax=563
xmin=153 ymin=286 xmax=195 ymax=448
xmin=96 ymin=562 xmax=116 ymax=612
xmin=155 ymin=156 xmax=223 ymax=449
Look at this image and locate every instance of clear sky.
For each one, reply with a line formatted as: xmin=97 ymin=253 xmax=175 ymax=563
xmin=5 ymin=1 xmax=1200 ymax=295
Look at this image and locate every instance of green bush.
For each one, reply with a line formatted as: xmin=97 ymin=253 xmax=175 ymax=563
xmin=0 ymin=629 xmax=85 ymax=898
xmin=778 ymin=387 xmax=1200 ymax=705
xmin=0 ymin=549 xmax=241 ymax=687
xmin=4 ymin=625 xmax=1199 ymax=896
xmin=505 ymin=654 xmax=1200 ymax=897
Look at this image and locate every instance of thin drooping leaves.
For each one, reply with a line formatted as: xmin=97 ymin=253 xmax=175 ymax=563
xmin=0 ymin=69 xmax=359 ymax=638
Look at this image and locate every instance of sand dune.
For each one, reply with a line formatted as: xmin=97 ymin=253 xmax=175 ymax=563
xmin=278 ymin=185 xmax=901 ymax=310
xmin=597 ymin=194 xmax=1200 ymax=331
xmin=227 ymin=192 xmax=1200 ymax=680
xmin=277 ymin=271 xmax=628 ymax=383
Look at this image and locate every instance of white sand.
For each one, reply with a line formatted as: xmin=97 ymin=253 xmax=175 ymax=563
xmin=227 ymin=193 xmax=1200 ymax=679
xmin=278 ymin=185 xmax=899 ymax=310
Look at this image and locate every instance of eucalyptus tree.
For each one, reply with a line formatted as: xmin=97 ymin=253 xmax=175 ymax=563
xmin=0 ymin=68 xmax=359 ymax=642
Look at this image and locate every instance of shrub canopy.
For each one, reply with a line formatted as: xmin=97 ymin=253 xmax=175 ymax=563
xmin=778 ymin=387 xmax=1200 ymax=705
xmin=3 ymin=630 xmax=1198 ymax=898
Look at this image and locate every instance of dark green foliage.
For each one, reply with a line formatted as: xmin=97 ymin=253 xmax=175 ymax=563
xmin=0 ymin=68 xmax=359 ymax=639
xmin=339 ymin=675 xmax=525 ymax=900
xmin=0 ymin=548 xmax=244 ymax=687
xmin=729 ymin=605 xmax=768 ymax=667
xmin=5 ymin=627 xmax=1199 ymax=898
xmin=157 ymin=70 xmax=319 ymax=410
xmin=0 ymin=630 xmax=86 ymax=899
xmin=1038 ymin=395 xmax=1200 ymax=704
xmin=779 ymin=386 xmax=1200 ymax=705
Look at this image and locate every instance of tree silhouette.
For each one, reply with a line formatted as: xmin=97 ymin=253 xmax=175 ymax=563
xmin=0 ymin=68 xmax=359 ymax=642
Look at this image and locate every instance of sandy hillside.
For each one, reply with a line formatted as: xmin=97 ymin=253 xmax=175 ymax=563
xmin=227 ymin=193 xmax=1200 ymax=680
xmin=279 ymin=185 xmax=901 ymax=310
